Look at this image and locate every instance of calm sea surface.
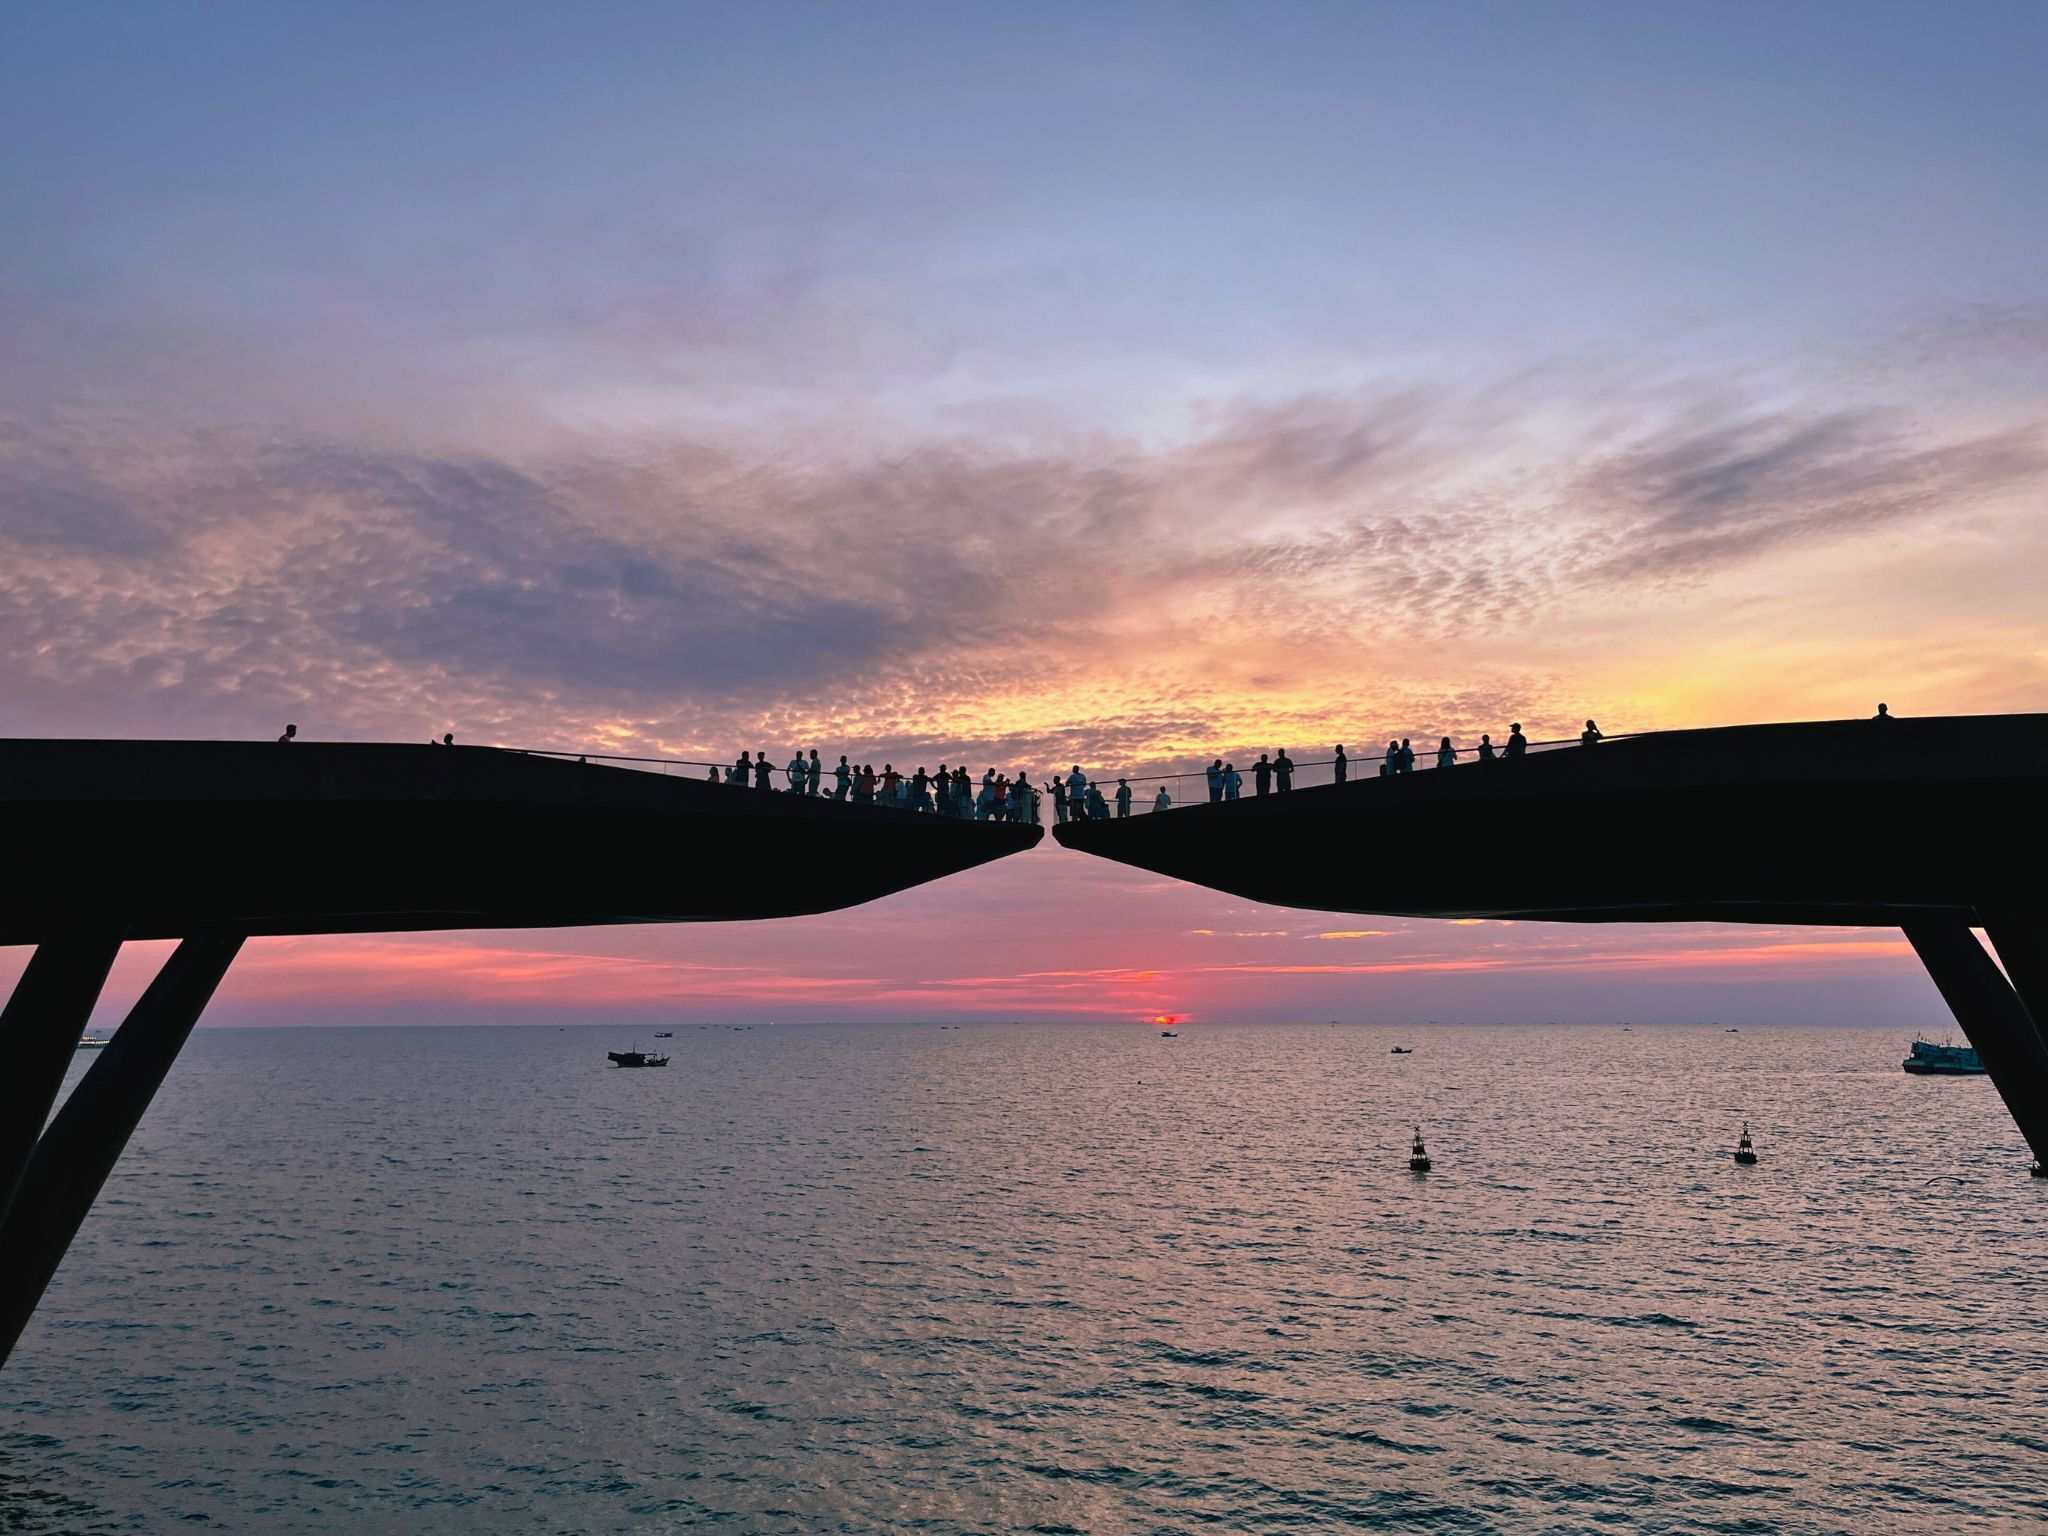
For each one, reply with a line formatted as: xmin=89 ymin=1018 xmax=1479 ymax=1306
xmin=4 ymin=1022 xmax=2044 ymax=1534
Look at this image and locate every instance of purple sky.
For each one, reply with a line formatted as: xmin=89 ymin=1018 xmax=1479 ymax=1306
xmin=3 ymin=3 xmax=2044 ymax=1026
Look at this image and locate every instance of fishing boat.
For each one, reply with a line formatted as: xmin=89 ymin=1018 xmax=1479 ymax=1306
xmin=1159 ymin=1030 xmax=1178 ymax=1038
xmin=1901 ymin=1037 xmax=1985 ymax=1075
xmin=1408 ymin=1126 xmax=1431 ymax=1172
xmin=654 ymin=1030 xmax=673 ymax=1038
xmin=75 ymin=1036 xmax=111 ymax=1050
xmin=1389 ymin=1046 xmax=1412 ymax=1054
xmin=606 ymin=1048 xmax=669 ymax=1068
xmin=1733 ymin=1122 xmax=1758 ymax=1165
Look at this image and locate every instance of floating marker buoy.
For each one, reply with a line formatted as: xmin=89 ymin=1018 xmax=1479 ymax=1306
xmin=1733 ymin=1121 xmax=1758 ymax=1165
xmin=1408 ymin=1125 xmax=1431 ymax=1173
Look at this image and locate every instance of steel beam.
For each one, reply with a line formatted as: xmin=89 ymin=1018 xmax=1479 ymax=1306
xmin=1983 ymin=911 xmax=2048 ymax=1056
xmin=0 ymin=934 xmax=243 ymax=1369
xmin=1904 ymin=920 xmax=2048 ymax=1174
xmin=0 ymin=938 xmax=122 ymax=1230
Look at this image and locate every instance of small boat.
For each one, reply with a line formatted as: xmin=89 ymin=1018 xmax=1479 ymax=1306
xmin=654 ymin=1030 xmax=673 ymax=1038
xmin=76 ymin=1036 xmax=112 ymax=1050
xmin=1159 ymin=1030 xmax=1178 ymax=1038
xmin=1408 ymin=1126 xmax=1431 ymax=1173
xmin=607 ymin=1048 xmax=670 ymax=1069
xmin=1902 ymin=1037 xmax=1985 ymax=1075
xmin=1389 ymin=1046 xmax=1412 ymax=1054
xmin=1733 ymin=1122 xmax=1757 ymax=1165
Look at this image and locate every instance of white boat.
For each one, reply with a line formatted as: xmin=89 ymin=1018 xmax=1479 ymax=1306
xmin=76 ymin=1036 xmax=111 ymax=1050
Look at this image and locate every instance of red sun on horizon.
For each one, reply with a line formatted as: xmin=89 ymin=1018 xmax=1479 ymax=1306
xmin=1148 ymin=1013 xmax=1183 ymax=1027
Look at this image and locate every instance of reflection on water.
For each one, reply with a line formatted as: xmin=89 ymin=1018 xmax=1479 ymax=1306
xmin=4 ymin=1022 xmax=2045 ymax=1533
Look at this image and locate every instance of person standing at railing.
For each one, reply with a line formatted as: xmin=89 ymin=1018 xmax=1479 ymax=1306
xmin=806 ymin=749 xmax=822 ymax=794
xmin=707 ymin=764 xmax=720 ymax=782
xmin=1398 ymin=739 xmax=1416 ymax=773
xmin=1049 ymin=775 xmax=1068 ymax=823
xmin=1436 ymin=737 xmax=1456 ymax=769
xmin=1380 ymin=741 xmax=1398 ymax=777
xmin=754 ymin=753 xmax=773 ymax=790
xmin=1477 ymin=734 xmax=1496 ymax=762
xmin=1153 ymin=785 xmax=1171 ymax=812
xmin=1506 ymin=724 xmax=1527 ymax=758
xmin=1275 ymin=749 xmax=1295 ymax=792
xmin=952 ymin=765 xmax=971 ymax=817
xmin=1333 ymin=745 xmax=1347 ymax=784
xmin=1224 ymin=762 xmax=1242 ymax=800
xmin=1067 ymin=766 xmax=1089 ymax=821
xmin=1206 ymin=759 xmax=1224 ymax=802
xmin=1086 ymin=781 xmax=1109 ymax=819
xmin=1581 ymin=719 xmax=1603 ymax=747
xmin=277 ymin=723 xmax=297 ymax=743
xmin=833 ymin=755 xmax=852 ymax=799
xmin=1115 ymin=778 xmax=1132 ymax=818
xmin=728 ymin=751 xmax=749 ymax=785
xmin=1253 ymin=753 xmax=1272 ymax=796
xmin=786 ymin=751 xmax=806 ymax=791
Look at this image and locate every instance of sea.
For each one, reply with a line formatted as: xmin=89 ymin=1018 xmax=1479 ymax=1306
xmin=3 ymin=1022 xmax=2044 ymax=1534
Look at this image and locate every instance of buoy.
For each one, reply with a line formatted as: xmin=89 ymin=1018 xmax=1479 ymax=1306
xmin=1733 ymin=1121 xmax=1758 ymax=1165
xmin=1408 ymin=1125 xmax=1431 ymax=1173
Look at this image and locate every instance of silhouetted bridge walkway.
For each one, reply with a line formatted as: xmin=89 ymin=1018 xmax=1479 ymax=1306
xmin=0 ymin=739 xmax=1039 ymax=1368
xmin=1056 ymin=713 xmax=2048 ymax=1175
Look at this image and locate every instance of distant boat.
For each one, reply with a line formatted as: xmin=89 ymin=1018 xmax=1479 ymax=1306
xmin=1389 ymin=1046 xmax=1412 ymax=1054
xmin=75 ymin=1036 xmax=111 ymax=1050
xmin=607 ymin=1048 xmax=669 ymax=1068
xmin=654 ymin=1030 xmax=673 ymax=1038
xmin=1159 ymin=1030 xmax=1178 ymax=1038
xmin=1902 ymin=1037 xmax=1985 ymax=1075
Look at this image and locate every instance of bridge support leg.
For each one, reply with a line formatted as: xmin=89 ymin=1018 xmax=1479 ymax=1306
xmin=0 ymin=935 xmax=243 ymax=1370
xmin=0 ymin=938 xmax=123 ymax=1231
xmin=1903 ymin=920 xmax=2048 ymax=1176
xmin=1982 ymin=911 xmax=2048 ymax=1048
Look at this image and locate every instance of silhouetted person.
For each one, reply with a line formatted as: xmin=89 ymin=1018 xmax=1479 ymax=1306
xmin=1506 ymin=724 xmax=1527 ymax=759
xmin=707 ymin=764 xmax=719 ymax=782
xmin=806 ymin=749 xmax=822 ymax=794
xmin=1067 ymin=766 xmax=1089 ymax=821
xmin=1086 ymin=783 xmax=1108 ymax=819
xmin=1398 ymin=739 xmax=1415 ymax=773
xmin=1223 ymin=762 xmax=1242 ymax=799
xmin=1051 ymin=775 xmax=1068 ymax=823
xmin=912 ymin=766 xmax=930 ymax=807
xmin=833 ymin=755 xmax=851 ymax=799
xmin=1380 ymin=740 xmax=1399 ymax=777
xmin=1437 ymin=736 xmax=1455 ymax=769
xmin=1115 ymin=778 xmax=1132 ymax=818
xmin=1580 ymin=719 xmax=1603 ymax=747
xmin=1153 ymin=785 xmax=1171 ymax=812
xmin=729 ymin=752 xmax=749 ymax=784
xmin=277 ymin=723 xmax=297 ymax=743
xmin=857 ymin=764 xmax=877 ymax=803
xmin=1274 ymin=749 xmax=1294 ymax=792
xmin=882 ymin=764 xmax=902 ymax=803
xmin=1874 ymin=702 xmax=1892 ymax=721
xmin=1333 ymin=744 xmax=1347 ymax=784
xmin=1477 ymin=733 xmax=1496 ymax=762
xmin=1254 ymin=753 xmax=1272 ymax=796
xmin=786 ymin=751 xmax=806 ymax=790
xmin=953 ymin=765 xmax=970 ymax=817
xmin=754 ymin=753 xmax=773 ymax=790
xmin=1206 ymin=759 xmax=1224 ymax=802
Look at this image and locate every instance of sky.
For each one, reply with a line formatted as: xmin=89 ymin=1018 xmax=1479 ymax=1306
xmin=3 ymin=2 xmax=2045 ymax=1029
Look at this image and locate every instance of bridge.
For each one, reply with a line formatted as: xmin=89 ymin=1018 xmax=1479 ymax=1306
xmin=0 ymin=739 xmax=1040 ymax=1367
xmin=1054 ymin=713 xmax=2048 ymax=1173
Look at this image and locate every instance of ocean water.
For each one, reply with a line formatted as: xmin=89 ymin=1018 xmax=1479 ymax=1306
xmin=3 ymin=1022 xmax=2044 ymax=1534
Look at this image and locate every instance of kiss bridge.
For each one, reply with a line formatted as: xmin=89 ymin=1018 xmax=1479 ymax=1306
xmin=4 ymin=713 xmax=2045 ymax=1371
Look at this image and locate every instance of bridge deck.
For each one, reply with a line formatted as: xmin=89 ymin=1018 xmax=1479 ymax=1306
xmin=0 ymin=740 xmax=1040 ymax=943
xmin=1052 ymin=714 xmax=2048 ymax=924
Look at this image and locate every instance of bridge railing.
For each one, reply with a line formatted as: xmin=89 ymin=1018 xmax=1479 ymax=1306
xmin=1059 ymin=733 xmax=1642 ymax=817
xmin=498 ymin=731 xmax=1639 ymax=820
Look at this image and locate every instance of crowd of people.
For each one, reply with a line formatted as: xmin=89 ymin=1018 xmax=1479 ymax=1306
xmin=711 ymin=721 xmax=1618 ymax=825
xmin=715 ymin=750 xmax=1044 ymax=822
